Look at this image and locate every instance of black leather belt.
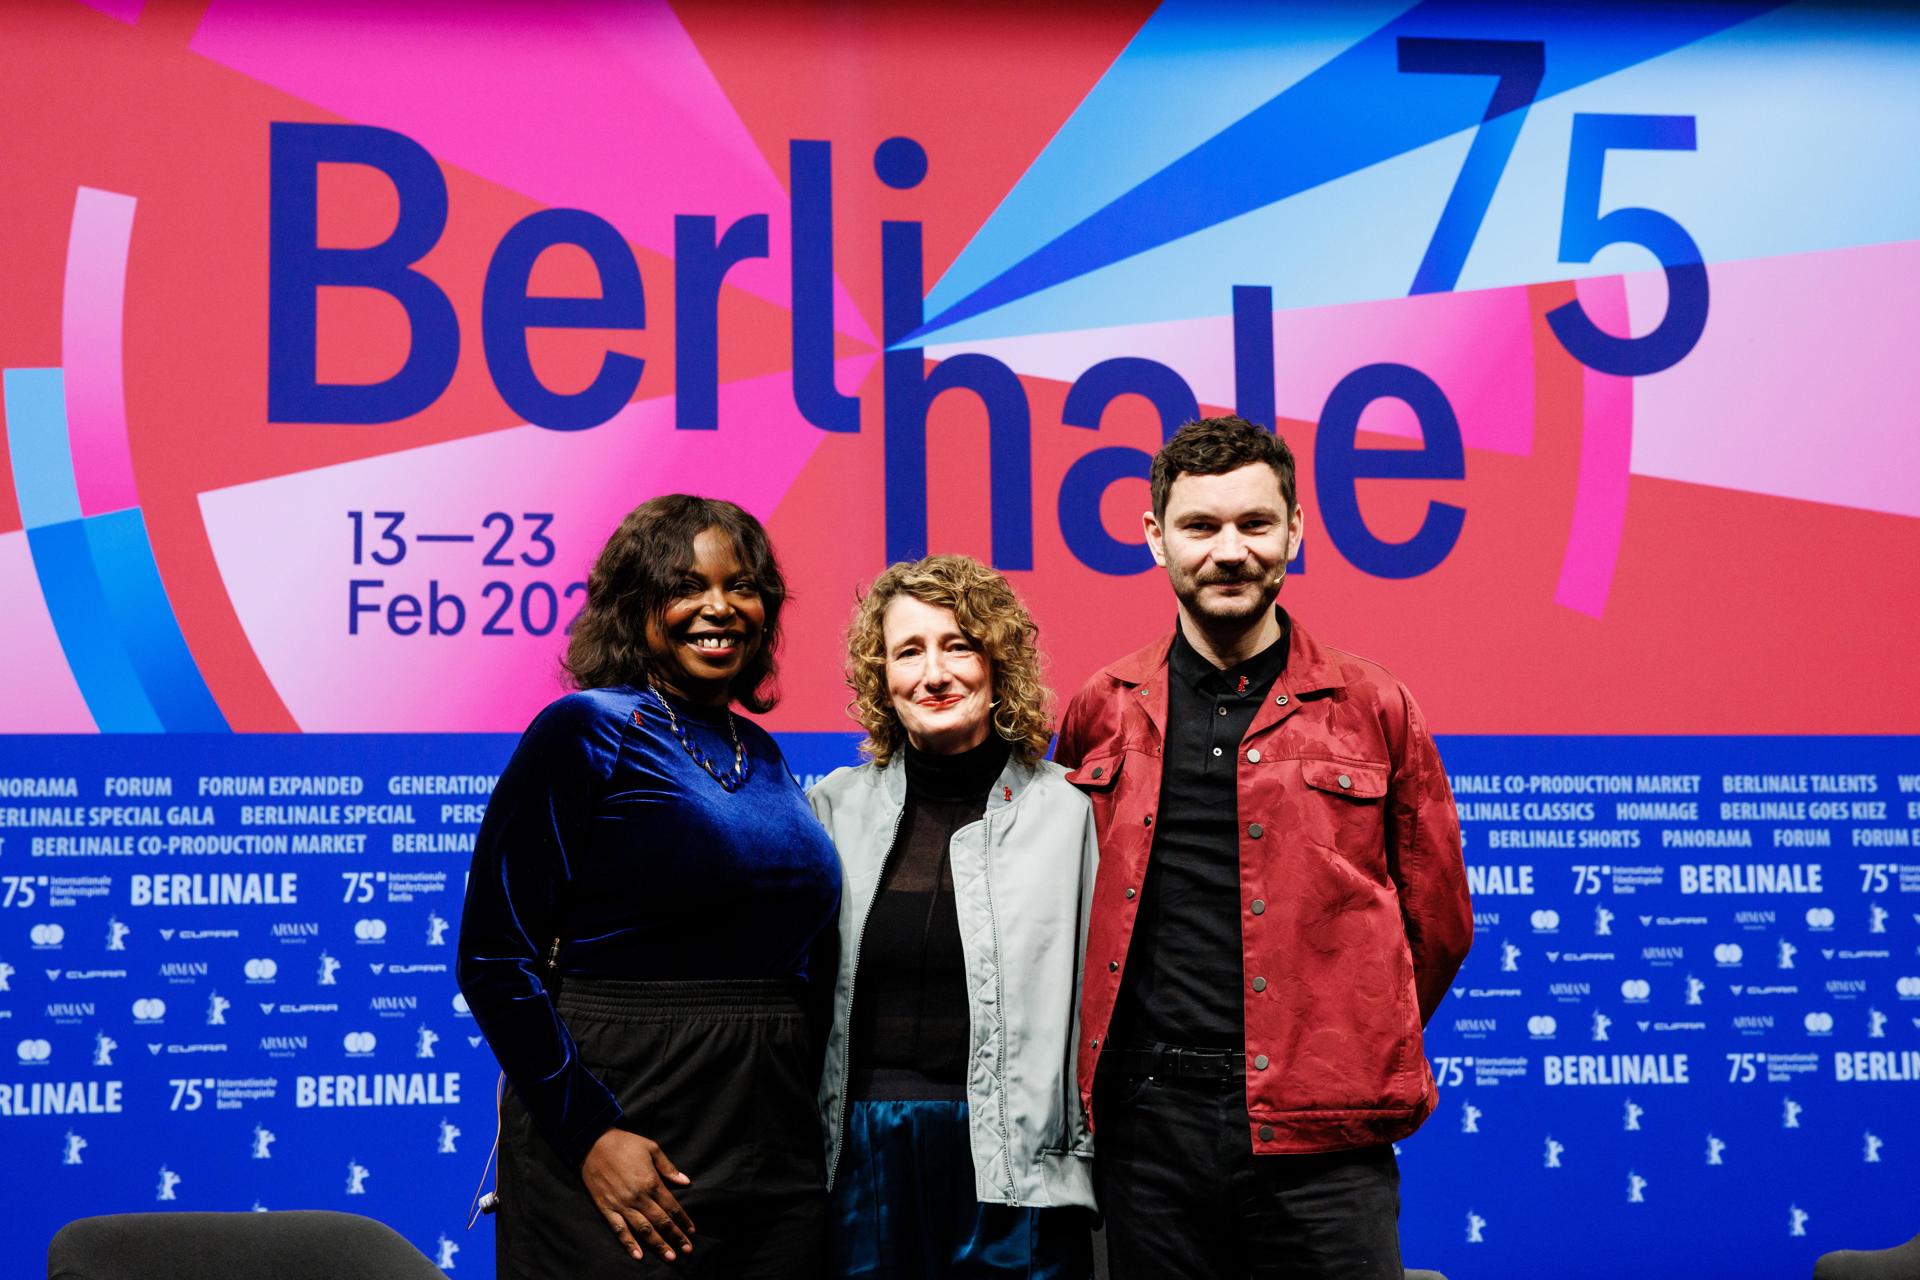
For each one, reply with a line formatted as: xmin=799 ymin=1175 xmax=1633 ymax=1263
xmin=1101 ymin=1043 xmax=1246 ymax=1080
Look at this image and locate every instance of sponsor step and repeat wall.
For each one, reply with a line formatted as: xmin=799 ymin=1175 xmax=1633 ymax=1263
xmin=2 ymin=2 xmax=1916 ymax=1276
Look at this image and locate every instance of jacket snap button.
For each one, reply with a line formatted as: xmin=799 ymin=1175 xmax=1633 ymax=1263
xmin=1246 ymin=748 xmax=1261 ymax=763
xmin=1252 ymin=977 xmax=1267 ymax=992
xmin=1091 ymin=1039 xmax=1100 ymax=1050
xmin=1258 ymin=1125 xmax=1274 ymax=1142
xmin=1251 ymin=899 xmax=1265 ymax=915
xmin=1247 ymin=823 xmax=1263 ymax=838
xmin=1091 ymin=766 xmax=1103 ymax=779
xmin=1143 ymin=814 xmax=1153 ymax=827
xmin=1254 ymin=1054 xmax=1270 ymax=1070
xmin=1109 ymin=960 xmax=1119 ymax=972
xmin=1125 ymin=887 xmax=1137 ymax=900
xmin=1337 ymin=773 xmax=1352 ymax=789
xmin=1275 ymin=694 xmax=1288 ymax=705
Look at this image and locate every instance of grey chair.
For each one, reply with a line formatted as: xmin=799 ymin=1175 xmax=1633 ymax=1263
xmin=48 ymin=1211 xmax=446 ymax=1280
xmin=1815 ymin=1231 xmax=1920 ymax=1280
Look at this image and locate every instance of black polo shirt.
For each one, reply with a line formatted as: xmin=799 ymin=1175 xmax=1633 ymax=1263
xmin=1112 ymin=611 xmax=1290 ymax=1050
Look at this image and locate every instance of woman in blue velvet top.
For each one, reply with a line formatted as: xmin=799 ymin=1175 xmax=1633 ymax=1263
xmin=457 ymin=495 xmax=841 ymax=1279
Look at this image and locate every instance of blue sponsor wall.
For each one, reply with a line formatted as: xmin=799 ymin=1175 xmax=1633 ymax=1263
xmin=2 ymin=733 xmax=1915 ymax=1276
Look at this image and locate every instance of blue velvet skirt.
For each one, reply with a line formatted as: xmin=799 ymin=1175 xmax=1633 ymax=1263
xmin=828 ymin=1098 xmax=1093 ymax=1279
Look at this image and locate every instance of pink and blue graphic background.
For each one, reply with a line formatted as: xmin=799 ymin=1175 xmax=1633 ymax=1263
xmin=3 ymin=0 xmax=1916 ymax=736
xmin=2 ymin=3 xmax=1919 ymax=1276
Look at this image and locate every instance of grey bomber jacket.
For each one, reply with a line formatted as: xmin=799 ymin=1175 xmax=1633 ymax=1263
xmin=809 ymin=751 xmax=1099 ymax=1209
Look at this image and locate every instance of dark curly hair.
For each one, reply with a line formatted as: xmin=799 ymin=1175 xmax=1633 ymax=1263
xmin=1149 ymin=414 xmax=1297 ymax=519
xmin=563 ymin=495 xmax=786 ymax=712
xmin=844 ymin=555 xmax=1053 ymax=767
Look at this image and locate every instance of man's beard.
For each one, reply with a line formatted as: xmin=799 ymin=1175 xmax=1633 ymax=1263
xmin=1169 ymin=561 xmax=1284 ymax=624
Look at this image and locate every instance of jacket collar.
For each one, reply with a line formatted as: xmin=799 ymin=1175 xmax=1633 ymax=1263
xmin=1105 ymin=609 xmax=1345 ymax=696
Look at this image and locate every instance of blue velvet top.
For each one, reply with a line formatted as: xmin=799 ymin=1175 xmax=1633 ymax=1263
xmin=456 ymin=684 xmax=842 ymax=1168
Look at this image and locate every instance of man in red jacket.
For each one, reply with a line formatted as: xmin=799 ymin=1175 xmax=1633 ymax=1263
xmin=1056 ymin=415 xmax=1471 ymax=1279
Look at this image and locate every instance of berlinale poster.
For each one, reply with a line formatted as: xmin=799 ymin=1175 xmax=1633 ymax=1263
xmin=2 ymin=2 xmax=1917 ymax=1275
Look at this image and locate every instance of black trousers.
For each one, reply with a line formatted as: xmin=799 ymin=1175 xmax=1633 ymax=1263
xmin=497 ymin=978 xmax=826 ymax=1279
xmin=1093 ymin=1069 xmax=1402 ymax=1280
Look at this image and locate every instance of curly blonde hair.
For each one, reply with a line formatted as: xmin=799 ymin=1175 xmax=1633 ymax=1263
xmin=846 ymin=555 xmax=1053 ymax=767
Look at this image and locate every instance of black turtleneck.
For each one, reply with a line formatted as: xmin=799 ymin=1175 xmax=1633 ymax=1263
xmin=848 ymin=733 xmax=1011 ymax=1100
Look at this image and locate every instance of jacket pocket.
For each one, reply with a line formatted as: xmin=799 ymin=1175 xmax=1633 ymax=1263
xmin=1298 ymin=758 xmax=1390 ymax=878
xmin=1300 ymin=758 xmax=1387 ymax=800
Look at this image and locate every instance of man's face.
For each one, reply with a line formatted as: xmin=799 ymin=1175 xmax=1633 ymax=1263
xmin=1144 ymin=463 xmax=1303 ymax=627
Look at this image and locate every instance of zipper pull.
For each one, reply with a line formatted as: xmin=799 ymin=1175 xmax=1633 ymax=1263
xmin=545 ymin=938 xmax=561 ymax=976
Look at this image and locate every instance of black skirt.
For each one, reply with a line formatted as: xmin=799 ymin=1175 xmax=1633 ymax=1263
xmin=496 ymin=977 xmax=826 ymax=1279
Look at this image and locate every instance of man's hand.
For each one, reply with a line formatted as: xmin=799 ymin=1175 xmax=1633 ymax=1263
xmin=581 ymin=1127 xmax=695 ymax=1262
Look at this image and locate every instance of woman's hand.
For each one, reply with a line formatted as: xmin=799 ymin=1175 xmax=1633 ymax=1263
xmin=581 ymin=1127 xmax=696 ymax=1262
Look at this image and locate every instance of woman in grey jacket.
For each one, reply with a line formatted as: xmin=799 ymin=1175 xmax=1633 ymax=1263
xmin=810 ymin=555 xmax=1098 ymax=1279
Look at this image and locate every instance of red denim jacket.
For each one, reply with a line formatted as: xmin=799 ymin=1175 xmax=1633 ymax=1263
xmin=1057 ymin=614 xmax=1472 ymax=1154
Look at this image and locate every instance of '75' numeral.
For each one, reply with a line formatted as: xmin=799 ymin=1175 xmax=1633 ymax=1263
xmin=1400 ymin=38 xmax=1707 ymax=376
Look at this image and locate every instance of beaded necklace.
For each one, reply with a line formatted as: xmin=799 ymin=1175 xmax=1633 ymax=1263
xmin=648 ymin=681 xmax=749 ymax=792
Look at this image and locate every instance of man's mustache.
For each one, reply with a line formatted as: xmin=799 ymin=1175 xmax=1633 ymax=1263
xmin=1196 ymin=566 xmax=1272 ymax=585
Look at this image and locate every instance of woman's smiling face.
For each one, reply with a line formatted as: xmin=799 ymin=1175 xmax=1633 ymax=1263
xmin=882 ymin=595 xmax=993 ymax=755
xmin=647 ymin=526 xmax=765 ymax=706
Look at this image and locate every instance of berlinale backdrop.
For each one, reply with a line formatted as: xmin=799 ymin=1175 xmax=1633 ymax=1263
xmin=2 ymin=2 xmax=1917 ymax=1276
